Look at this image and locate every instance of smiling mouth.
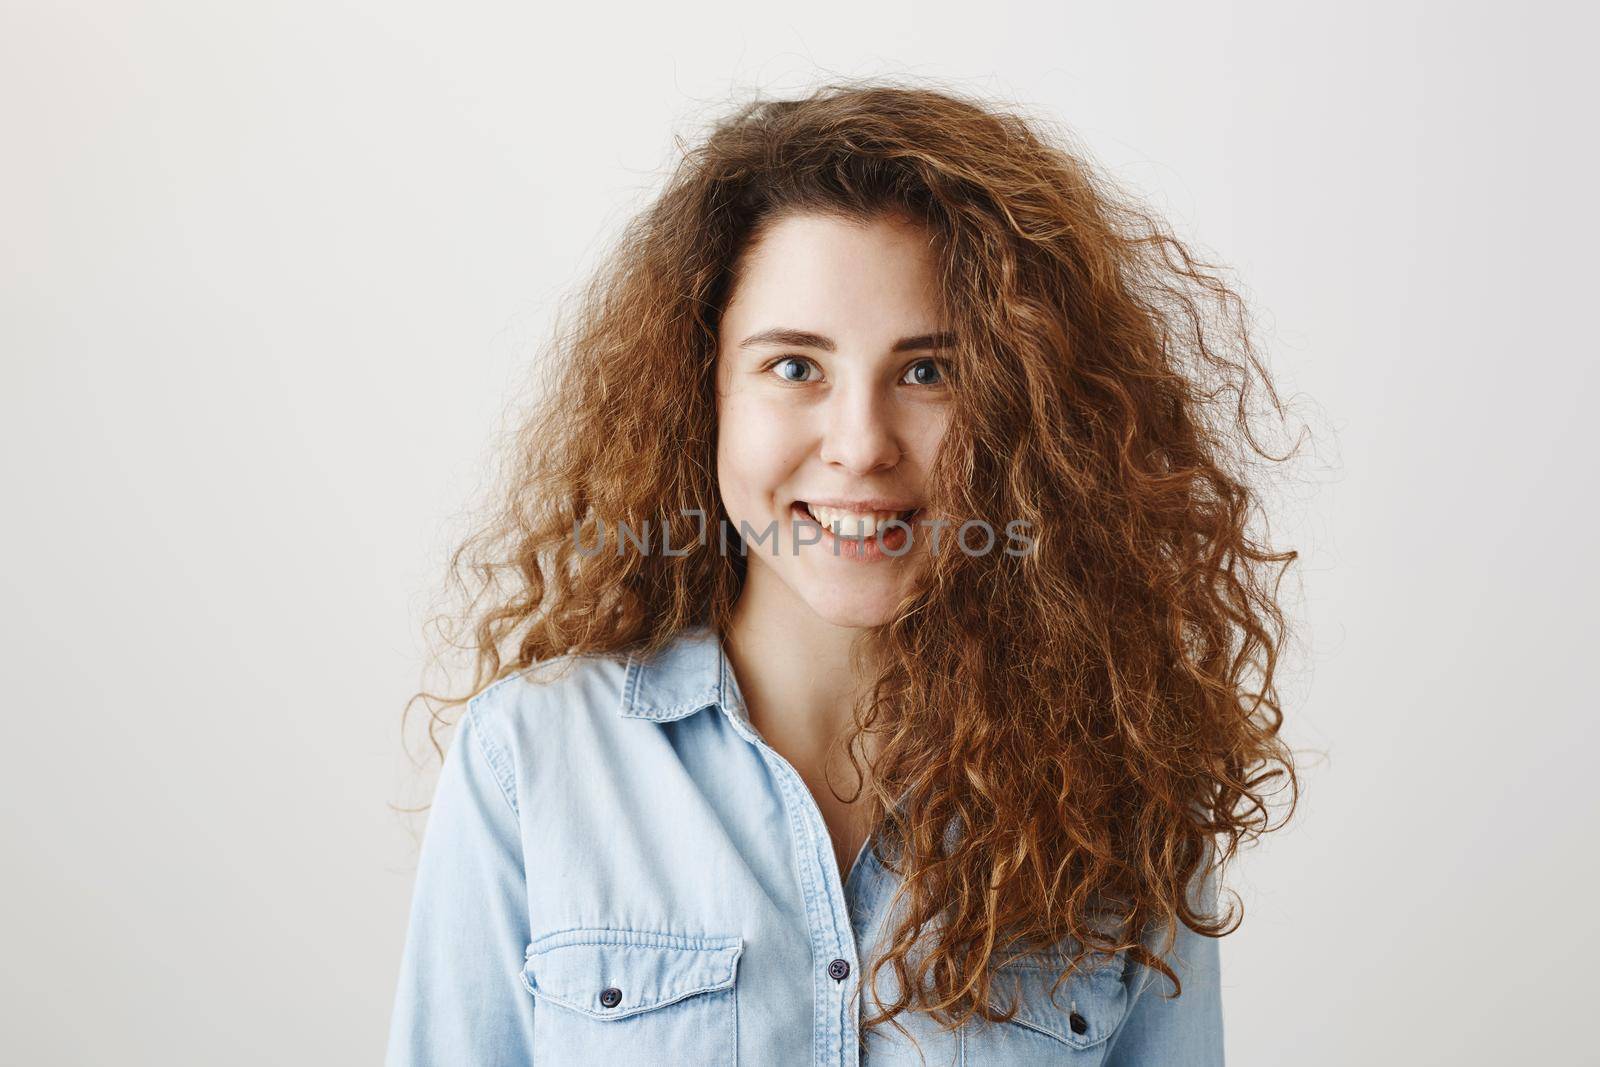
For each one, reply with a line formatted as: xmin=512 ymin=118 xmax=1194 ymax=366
xmin=790 ymin=502 xmax=921 ymax=534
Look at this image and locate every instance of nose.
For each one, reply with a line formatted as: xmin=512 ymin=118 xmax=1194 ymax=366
xmin=817 ymin=380 xmax=904 ymax=474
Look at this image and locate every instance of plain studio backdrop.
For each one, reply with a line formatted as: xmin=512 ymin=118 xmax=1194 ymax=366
xmin=3 ymin=3 xmax=1594 ymax=1064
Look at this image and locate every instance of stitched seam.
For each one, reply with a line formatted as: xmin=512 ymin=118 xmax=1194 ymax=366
xmin=522 ymin=929 xmax=744 ymax=1022
xmin=643 ymin=690 xmax=719 ymax=720
xmin=528 ymin=927 xmax=743 ymax=953
xmin=466 ymin=700 xmax=520 ymax=818
xmin=764 ymin=752 xmax=832 ymax=1066
xmin=727 ymin=952 xmax=739 ymax=1067
xmin=619 ymin=652 xmax=641 ymax=715
xmin=527 ymin=937 xmax=741 ymax=970
xmin=528 ymin=981 xmax=737 ymax=1017
xmin=1002 ymin=967 xmax=1125 ymax=1050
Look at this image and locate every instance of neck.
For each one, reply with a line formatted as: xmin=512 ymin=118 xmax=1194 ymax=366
xmin=720 ymin=567 xmax=877 ymax=761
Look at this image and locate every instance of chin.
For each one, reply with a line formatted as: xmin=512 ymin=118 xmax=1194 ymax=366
xmin=800 ymin=589 xmax=904 ymax=630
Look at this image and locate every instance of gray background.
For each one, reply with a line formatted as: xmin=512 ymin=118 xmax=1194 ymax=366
xmin=3 ymin=2 xmax=1594 ymax=1063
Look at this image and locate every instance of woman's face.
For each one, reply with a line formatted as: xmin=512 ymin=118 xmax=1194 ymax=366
xmin=715 ymin=211 xmax=953 ymax=629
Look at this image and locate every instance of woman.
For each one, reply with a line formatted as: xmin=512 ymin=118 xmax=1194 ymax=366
xmin=387 ymin=81 xmax=1299 ymax=1066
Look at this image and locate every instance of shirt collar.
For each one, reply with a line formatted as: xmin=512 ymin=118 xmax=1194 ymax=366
xmin=623 ymin=623 xmax=914 ymax=861
xmin=618 ymin=623 xmax=749 ymax=724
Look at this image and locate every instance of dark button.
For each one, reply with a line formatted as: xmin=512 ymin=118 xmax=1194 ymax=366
xmin=599 ymin=986 xmax=622 ymax=1008
xmin=1069 ymin=1010 xmax=1088 ymax=1035
xmin=827 ymin=958 xmax=850 ymax=981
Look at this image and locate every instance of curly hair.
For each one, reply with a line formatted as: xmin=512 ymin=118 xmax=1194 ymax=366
xmin=408 ymin=78 xmax=1302 ymax=1048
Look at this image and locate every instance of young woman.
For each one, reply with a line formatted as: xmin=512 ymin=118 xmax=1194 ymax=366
xmin=386 ymin=81 xmax=1299 ymax=1066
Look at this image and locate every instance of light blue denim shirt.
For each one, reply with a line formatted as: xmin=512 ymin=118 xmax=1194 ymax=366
xmin=386 ymin=623 xmax=1225 ymax=1065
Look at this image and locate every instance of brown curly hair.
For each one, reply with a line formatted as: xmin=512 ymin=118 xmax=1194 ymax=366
xmin=409 ymin=78 xmax=1302 ymax=1048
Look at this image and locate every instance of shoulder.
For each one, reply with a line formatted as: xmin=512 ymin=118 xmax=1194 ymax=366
xmin=467 ymin=649 xmax=633 ymax=746
xmin=459 ymin=651 xmax=633 ymax=797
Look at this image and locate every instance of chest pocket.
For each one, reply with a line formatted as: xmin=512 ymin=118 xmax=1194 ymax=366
xmin=521 ymin=927 xmax=744 ymax=1066
xmin=986 ymin=950 xmax=1130 ymax=1058
xmin=864 ymin=949 xmax=1130 ymax=1066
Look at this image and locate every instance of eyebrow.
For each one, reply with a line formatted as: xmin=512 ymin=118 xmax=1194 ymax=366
xmin=738 ymin=328 xmax=956 ymax=353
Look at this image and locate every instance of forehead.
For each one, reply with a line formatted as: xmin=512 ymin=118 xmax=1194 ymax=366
xmin=719 ymin=212 xmax=942 ymax=336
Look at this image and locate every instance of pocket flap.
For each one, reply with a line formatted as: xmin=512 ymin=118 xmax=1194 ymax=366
xmin=998 ymin=950 xmax=1129 ymax=1050
xmin=522 ymin=928 xmax=744 ymax=1020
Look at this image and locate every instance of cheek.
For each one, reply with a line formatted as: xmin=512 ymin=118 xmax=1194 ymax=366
xmin=913 ymin=409 xmax=953 ymax=464
xmin=716 ymin=394 xmax=809 ymax=507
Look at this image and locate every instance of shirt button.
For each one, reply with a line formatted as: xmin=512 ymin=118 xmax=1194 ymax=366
xmin=599 ymin=987 xmax=622 ymax=1008
xmin=1069 ymin=1010 xmax=1088 ymax=1035
xmin=827 ymin=958 xmax=850 ymax=981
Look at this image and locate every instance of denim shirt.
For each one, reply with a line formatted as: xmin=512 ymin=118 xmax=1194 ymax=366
xmin=385 ymin=623 xmax=1225 ymax=1065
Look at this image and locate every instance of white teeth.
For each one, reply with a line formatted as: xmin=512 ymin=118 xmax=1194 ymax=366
xmin=804 ymin=504 xmax=914 ymax=539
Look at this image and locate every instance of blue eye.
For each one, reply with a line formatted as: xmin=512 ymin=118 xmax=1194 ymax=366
xmin=765 ymin=355 xmax=947 ymax=386
xmin=771 ymin=356 xmax=815 ymax=383
xmin=903 ymin=358 xmax=947 ymax=386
